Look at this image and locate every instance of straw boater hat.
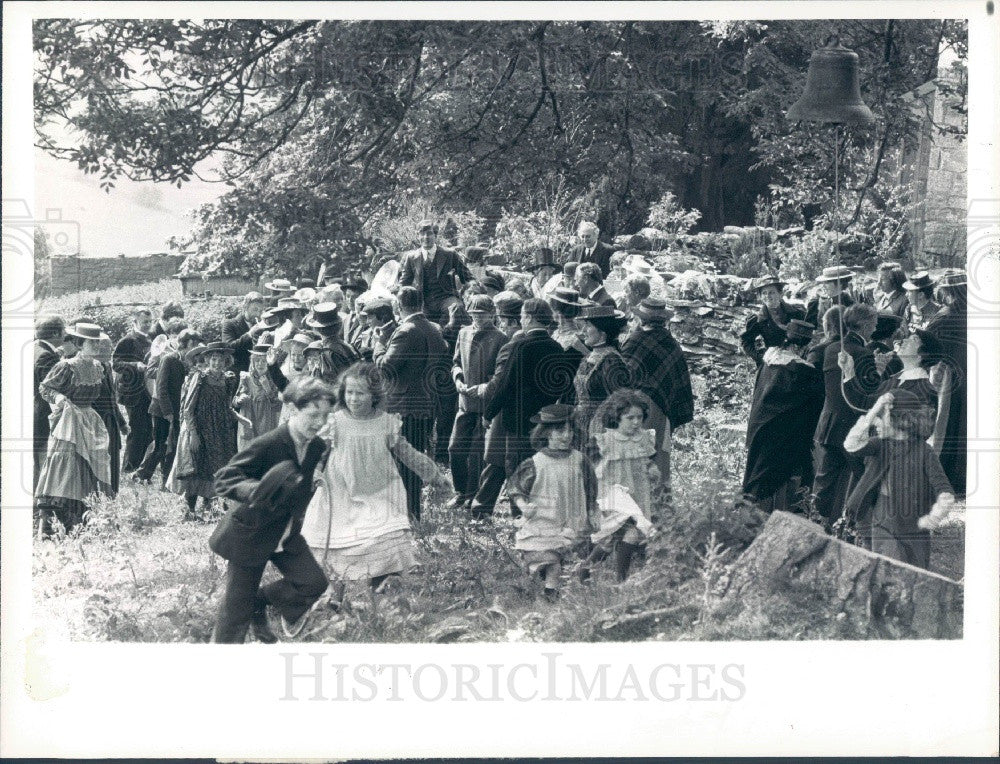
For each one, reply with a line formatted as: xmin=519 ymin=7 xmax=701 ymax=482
xmin=784 ymin=319 xmax=815 ymax=344
xmin=306 ymin=302 xmax=341 ymax=329
xmin=530 ymin=403 xmax=576 ymax=426
xmin=202 ymin=341 xmax=235 ymax=357
xmin=815 ymin=266 xmax=854 ymax=283
xmin=579 ymin=303 xmax=627 ymax=321
xmin=282 ymin=332 xmax=314 ymax=348
xmin=293 ymin=287 xmax=317 ymax=304
xmin=634 ymin=296 xmax=673 ymax=323
xmin=257 ymin=308 xmax=282 ymax=329
xmin=264 ymin=277 xmax=296 ymax=294
xmin=66 ymin=322 xmax=110 ymax=342
xmin=902 ymin=271 xmax=935 ymax=291
xmin=752 ymin=274 xmax=785 ymax=292
xmin=273 ymin=297 xmax=305 ymax=314
xmin=249 ymin=343 xmax=272 ymax=357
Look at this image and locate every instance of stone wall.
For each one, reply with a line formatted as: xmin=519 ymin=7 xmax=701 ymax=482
xmin=906 ymin=54 xmax=967 ymax=268
xmin=49 ymin=253 xmax=186 ymax=296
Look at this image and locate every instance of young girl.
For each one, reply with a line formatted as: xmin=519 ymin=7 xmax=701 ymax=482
xmin=507 ymin=403 xmax=599 ymax=600
xmin=234 ymin=344 xmax=282 ymax=450
xmin=581 ymin=390 xmax=659 ymax=582
xmin=843 ymin=388 xmax=955 ymax=570
xmin=301 ymin=362 xmax=449 ymax=606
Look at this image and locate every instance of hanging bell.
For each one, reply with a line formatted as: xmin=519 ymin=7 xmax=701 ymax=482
xmin=787 ymin=35 xmax=875 ymax=125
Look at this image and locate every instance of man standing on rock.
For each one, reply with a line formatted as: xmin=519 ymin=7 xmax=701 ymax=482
xmin=396 ymin=219 xmax=473 ymax=326
xmin=570 ymin=221 xmax=617 ymax=278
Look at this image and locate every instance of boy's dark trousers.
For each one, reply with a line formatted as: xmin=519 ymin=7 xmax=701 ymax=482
xmin=448 ymin=411 xmax=485 ymax=501
xmin=136 ymin=415 xmax=174 ymax=482
xmin=211 ymin=542 xmax=328 ymax=643
xmin=396 ymin=414 xmax=434 ymax=521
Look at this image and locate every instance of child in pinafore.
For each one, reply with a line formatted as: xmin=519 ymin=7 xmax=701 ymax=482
xmin=843 ymin=388 xmax=955 ymax=570
xmin=301 ymin=362 xmax=450 ymax=606
xmin=581 ymin=389 xmax=660 ymax=582
xmin=507 ymin=403 xmax=599 ymax=600
xmin=234 ymin=344 xmax=282 ymax=450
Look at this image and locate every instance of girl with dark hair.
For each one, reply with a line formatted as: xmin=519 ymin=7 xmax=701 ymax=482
xmin=843 ymin=389 xmax=955 ymax=569
xmin=301 ymin=362 xmax=449 ymax=608
xmin=508 ymin=404 xmax=599 ymax=601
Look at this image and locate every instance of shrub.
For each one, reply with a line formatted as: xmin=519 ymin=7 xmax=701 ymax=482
xmin=364 ymin=200 xmax=485 ymax=254
xmin=646 ymin=191 xmax=702 ymax=236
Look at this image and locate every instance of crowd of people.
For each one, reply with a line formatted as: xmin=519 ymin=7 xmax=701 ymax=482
xmin=31 ymin=217 xmax=967 ymax=642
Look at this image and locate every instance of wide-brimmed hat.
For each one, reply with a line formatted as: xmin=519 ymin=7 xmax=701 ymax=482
xmin=305 ymin=302 xmax=341 ymax=328
xmin=622 ymin=255 xmax=655 ymax=277
xmin=303 ymin=340 xmax=327 ymax=355
xmin=527 ymin=247 xmax=557 ymax=271
xmin=257 ymin=309 xmax=282 ymax=329
xmin=784 ymin=319 xmax=815 ymax=343
xmin=249 ymin=343 xmax=272 ymax=356
xmin=635 ymin=296 xmax=673 ymax=323
xmin=65 ymin=322 xmax=109 ymax=342
xmin=872 ymin=313 xmax=904 ymax=341
xmin=902 ymin=271 xmax=935 ymax=291
xmin=752 ymin=274 xmax=785 ymax=292
xmin=184 ymin=344 xmax=208 ymax=365
xmin=549 ymin=287 xmax=581 ymax=307
xmin=579 ymin=303 xmax=627 ymax=321
xmin=815 ymin=266 xmax=854 ymax=283
xmin=530 ymin=403 xmax=576 ymax=426
xmin=273 ymin=297 xmax=305 ymax=314
xmin=203 ymin=341 xmax=234 ymax=356
xmin=494 ymin=291 xmax=524 ymax=320
xmin=282 ymin=332 xmax=314 ymax=348
xmin=293 ymin=287 xmax=317 ymax=304
xmin=936 ymin=269 xmax=967 ymax=288
xmin=467 ymin=294 xmax=496 ymax=314
xmin=264 ymin=278 xmax=296 ymax=293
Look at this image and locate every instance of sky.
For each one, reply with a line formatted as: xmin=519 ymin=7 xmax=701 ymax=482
xmin=34 ymin=148 xmax=226 ymax=257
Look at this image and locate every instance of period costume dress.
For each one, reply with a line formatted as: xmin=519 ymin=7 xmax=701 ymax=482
xmin=572 ymin=344 xmax=630 ymax=442
xmin=92 ymin=360 xmax=127 ymax=494
xmin=589 ymin=428 xmax=657 ymax=546
xmin=173 ymin=370 xmax=239 ymax=499
xmin=926 ymin=304 xmax=967 ymax=496
xmin=508 ymin=448 xmax=599 ymax=574
xmin=35 ymin=356 xmax=114 ymax=531
xmin=235 ymin=369 xmax=282 ymax=450
xmin=302 ymin=409 xmax=439 ymax=580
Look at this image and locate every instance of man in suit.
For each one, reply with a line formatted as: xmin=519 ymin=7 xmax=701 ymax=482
xmin=222 ymin=292 xmax=266 ymax=373
xmin=575 ymin=261 xmax=618 ymax=309
xmin=135 ymin=325 xmax=200 ymax=486
xmin=210 ymin=376 xmax=335 ymax=643
xmin=33 ymin=315 xmax=66 ymax=490
xmin=570 ymin=221 xmax=617 ymax=278
xmin=113 ymin=307 xmax=154 ymax=473
xmin=812 ymin=303 xmax=880 ymax=525
xmin=465 ymin=298 xmax=574 ymax=520
xmin=374 ymin=286 xmax=451 ymax=520
xmin=396 ymin=219 xmax=474 ymax=325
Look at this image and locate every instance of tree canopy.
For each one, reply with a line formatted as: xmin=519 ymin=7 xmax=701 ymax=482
xmin=35 ymin=18 xmax=966 ymax=277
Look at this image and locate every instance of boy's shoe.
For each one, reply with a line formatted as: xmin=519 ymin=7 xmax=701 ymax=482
xmin=281 ymin=609 xmax=312 ymax=639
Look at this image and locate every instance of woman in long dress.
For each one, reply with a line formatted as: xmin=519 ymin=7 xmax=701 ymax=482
xmin=35 ymin=323 xmax=115 ymax=534
xmin=234 ymin=344 xmax=282 ymax=450
xmin=571 ymin=304 xmax=632 ymax=444
xmin=92 ymin=336 xmax=128 ymax=493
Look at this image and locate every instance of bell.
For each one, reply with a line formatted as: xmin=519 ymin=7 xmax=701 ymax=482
xmin=787 ymin=36 xmax=875 ymax=125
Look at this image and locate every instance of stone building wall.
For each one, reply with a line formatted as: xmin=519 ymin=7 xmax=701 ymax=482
xmin=48 ymin=253 xmax=186 ymax=296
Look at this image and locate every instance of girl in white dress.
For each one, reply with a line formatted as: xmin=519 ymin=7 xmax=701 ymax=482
xmin=302 ymin=362 xmax=449 ymax=606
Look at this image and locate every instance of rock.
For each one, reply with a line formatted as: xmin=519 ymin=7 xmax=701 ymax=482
xmin=725 ymin=511 xmax=963 ymax=639
xmin=426 ymin=616 xmax=474 ymax=643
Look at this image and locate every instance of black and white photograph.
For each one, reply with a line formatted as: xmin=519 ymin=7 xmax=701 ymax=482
xmin=3 ymin=1 xmax=998 ymax=758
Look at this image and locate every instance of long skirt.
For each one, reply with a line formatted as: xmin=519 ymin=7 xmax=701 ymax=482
xmin=311 ymin=529 xmax=416 ymax=581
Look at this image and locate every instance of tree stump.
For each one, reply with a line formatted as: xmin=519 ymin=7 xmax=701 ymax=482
xmin=725 ymin=511 xmax=963 ymax=639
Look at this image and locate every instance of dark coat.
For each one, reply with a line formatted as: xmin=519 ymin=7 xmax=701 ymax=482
xmin=583 ymin=285 xmax=618 ymax=309
xmin=150 ymin=350 xmax=186 ymax=419
xmin=842 ymin=371 xmax=938 ymax=413
xmin=374 ymin=312 xmax=450 ymax=417
xmin=453 ymin=323 xmax=507 ymax=414
xmin=805 ymin=291 xmax=855 ymax=329
xmin=210 ymin=423 xmax=328 ymax=567
xmin=743 ymin=350 xmax=824 ymax=501
xmin=571 ymin=241 xmax=617 ymax=278
xmin=739 ymin=302 xmax=807 ymax=367
xmin=926 ymin=305 xmax=967 ymax=494
xmin=34 ymin=340 xmax=61 ymax=448
xmin=397 ymin=246 xmax=473 ymax=309
xmin=112 ymin=330 xmax=152 ymax=407
xmin=620 ymin=324 xmax=695 ymax=430
xmin=814 ymin=332 xmax=878 ymax=446
xmin=221 ymin=315 xmax=256 ymax=373
xmin=482 ymin=328 xmax=574 ymax=439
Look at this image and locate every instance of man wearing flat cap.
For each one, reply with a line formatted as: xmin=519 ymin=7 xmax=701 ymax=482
xmin=210 ymin=376 xmax=335 ymax=643
xmin=396 ymin=219 xmax=474 ymax=326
